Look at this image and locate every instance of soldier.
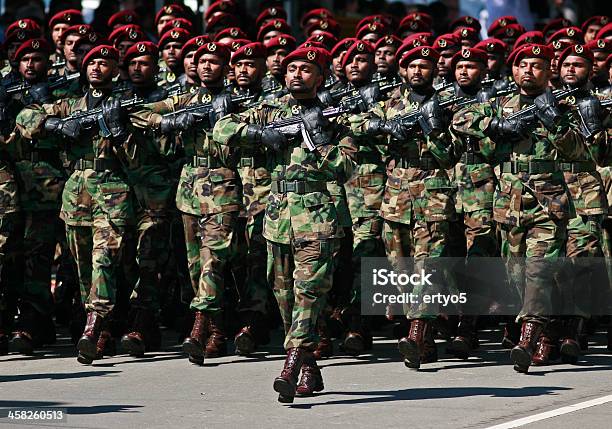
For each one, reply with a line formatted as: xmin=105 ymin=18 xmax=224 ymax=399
xmin=20 ymin=45 xmax=135 ymax=364
xmin=587 ymin=39 xmax=612 ymax=93
xmin=155 ymin=4 xmax=188 ymax=37
xmin=262 ymin=34 xmax=295 ymax=98
xmin=47 ymin=9 xmax=83 ymax=69
xmin=107 ymin=10 xmax=140 ymax=31
xmin=178 ymin=36 xmax=210 ymax=96
xmin=214 ymin=27 xmax=248 ymax=46
xmin=373 ymin=35 xmax=402 ymax=86
xmin=130 ymin=42 xmax=240 ymax=365
xmin=433 ymin=34 xmax=461 ymax=89
xmin=452 ymin=44 xmax=587 ymax=373
xmin=583 ymin=16 xmax=610 ymax=44
xmin=157 ymin=28 xmax=191 ymax=89
xmin=351 ymin=46 xmax=458 ymax=369
xmin=326 ymin=38 xmax=356 ymax=94
xmin=474 ymin=38 xmax=508 ymax=82
xmin=108 ymin=24 xmax=148 ymax=85
xmin=59 ymin=25 xmax=95 ymax=77
xmin=2 ymin=26 xmax=42 ymax=83
xmin=257 ymin=19 xmax=291 ymax=44
xmin=8 ymin=39 xmax=66 ymax=355
xmin=214 ymin=46 xmax=357 ymax=402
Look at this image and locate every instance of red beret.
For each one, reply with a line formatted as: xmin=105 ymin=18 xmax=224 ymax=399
xmin=396 ymin=35 xmax=429 ymax=62
xmin=449 ymin=16 xmax=481 ymax=32
xmin=299 ymin=41 xmax=328 ymax=53
xmin=265 ymin=34 xmax=297 ymax=53
xmin=231 ymin=42 xmax=265 ymax=65
xmin=194 ymin=41 xmax=231 ymax=64
xmin=475 ymin=38 xmax=507 ymax=55
xmin=257 ymin=19 xmax=290 ymax=41
xmin=107 ymin=10 xmax=139 ymax=28
xmin=5 ymin=19 xmax=40 ymax=38
xmin=549 ymin=39 xmax=573 ymax=53
xmin=356 ymin=15 xmax=385 ymax=31
xmin=405 ymin=32 xmax=434 ymax=45
xmin=158 ymin=28 xmax=191 ymax=48
xmin=542 ymin=18 xmax=573 ymax=37
xmin=455 ymin=27 xmax=480 ymax=44
xmin=82 ymin=45 xmax=119 ymax=72
xmin=204 ymin=0 xmax=236 ymax=21
xmin=512 ymin=31 xmax=545 ymax=50
xmin=330 ymin=37 xmax=358 ymax=58
xmin=282 ymin=47 xmax=330 ymax=72
xmin=214 ymin=27 xmax=247 ymax=41
xmin=256 ymin=7 xmax=287 ymax=27
xmin=606 ymin=53 xmax=612 ymax=69
xmin=229 ymin=39 xmax=251 ymax=53
xmin=433 ymin=34 xmax=461 ymax=51
xmin=586 ymin=38 xmax=612 ymax=54
xmin=4 ymin=29 xmax=37 ymax=48
xmin=513 ymin=44 xmax=553 ymax=65
xmin=307 ymin=31 xmax=338 ymax=50
xmin=547 ymin=27 xmax=583 ymax=44
xmin=596 ymin=23 xmax=612 ymax=40
xmin=451 ymin=47 xmax=488 ymax=69
xmin=582 ymin=16 xmax=610 ymax=33
xmin=300 ymin=8 xmax=334 ymax=28
xmin=558 ymin=43 xmax=594 ymax=66
xmin=498 ymin=24 xmax=525 ymax=40
xmin=507 ymin=44 xmax=530 ymax=67
xmin=14 ymin=38 xmax=50 ymax=61
xmin=124 ymin=41 xmax=158 ymax=65
xmin=356 ymin=22 xmax=388 ymax=39
xmin=305 ymin=19 xmax=341 ymax=37
xmin=180 ymin=36 xmax=211 ymax=59
xmin=74 ymin=33 xmax=104 ymax=50
xmin=109 ymin=25 xmax=147 ymax=45
xmin=399 ymin=46 xmax=440 ymax=68
xmin=48 ymin=9 xmax=82 ymax=29
xmin=374 ymin=35 xmax=402 ymax=51
xmin=60 ymin=24 xmax=94 ymax=44
xmin=206 ymin=12 xmax=238 ymax=32
xmin=487 ymin=16 xmax=519 ymax=37
xmin=155 ymin=4 xmax=186 ymax=25
xmin=341 ymin=40 xmax=374 ymax=69
xmin=398 ymin=14 xmax=432 ymax=35
xmin=160 ymin=18 xmax=193 ymax=36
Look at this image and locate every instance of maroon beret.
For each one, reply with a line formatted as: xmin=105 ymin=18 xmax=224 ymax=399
xmin=231 ymin=42 xmax=265 ymax=65
xmin=82 ymin=45 xmax=119 ymax=72
xmin=124 ymin=41 xmax=158 ymax=65
xmin=558 ymin=43 xmax=594 ymax=66
xmin=399 ymin=46 xmax=440 ymax=68
xmin=451 ymin=47 xmax=488 ymax=69
xmin=158 ymin=28 xmax=191 ymax=48
xmin=265 ymin=34 xmax=297 ymax=53
xmin=194 ymin=41 xmax=231 ymax=64
xmin=48 ymin=9 xmax=82 ymax=29
xmin=341 ymin=40 xmax=374 ymax=69
xmin=107 ymin=10 xmax=139 ymax=28
xmin=256 ymin=7 xmax=287 ymax=27
xmin=14 ymin=38 xmax=50 ymax=61
xmin=474 ymin=38 xmax=507 ymax=55
xmin=155 ymin=4 xmax=186 ymax=25
xmin=282 ymin=46 xmax=330 ymax=72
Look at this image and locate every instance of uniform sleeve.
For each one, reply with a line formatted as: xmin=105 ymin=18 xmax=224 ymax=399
xmin=15 ymin=100 xmax=69 ymax=140
xmin=451 ymin=102 xmax=500 ymax=160
xmin=129 ymin=98 xmax=175 ymax=130
xmin=213 ymin=103 xmax=272 ymax=147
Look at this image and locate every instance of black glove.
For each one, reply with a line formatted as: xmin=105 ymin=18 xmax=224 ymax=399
xmin=576 ymin=96 xmax=604 ymax=137
xmin=160 ymin=112 xmax=196 ymax=133
xmin=534 ymin=88 xmax=561 ymax=131
xmin=209 ymin=93 xmax=233 ymax=128
xmin=367 ymin=117 xmax=408 ymax=141
xmin=246 ymin=124 xmax=288 ymax=152
xmin=486 ymin=115 xmax=533 ymax=141
xmin=476 ymin=87 xmax=495 ymax=103
xmin=419 ymin=97 xmax=446 ymax=136
xmin=28 ymin=83 xmax=52 ymax=104
xmin=44 ymin=117 xmax=82 ymax=139
xmin=355 ymin=84 xmax=381 ymax=113
xmin=317 ymin=90 xmax=335 ymax=106
xmin=101 ymin=98 xmax=128 ymax=139
xmin=300 ymin=105 xmax=333 ymax=147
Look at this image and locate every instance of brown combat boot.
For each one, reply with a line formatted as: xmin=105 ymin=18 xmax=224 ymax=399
xmin=182 ymin=310 xmax=208 ymax=365
xmin=559 ymin=318 xmax=582 ymax=364
xmin=510 ymin=320 xmax=544 ymax=373
xmin=121 ymin=309 xmax=160 ymax=357
xmin=501 ymin=321 xmax=520 ymax=349
xmin=531 ymin=335 xmax=558 ymax=366
xmin=451 ymin=316 xmax=479 ymax=360
xmin=77 ymin=312 xmax=103 ymax=364
xmin=10 ymin=304 xmax=45 ymax=355
xmin=296 ymin=352 xmax=324 ymax=397
xmin=205 ymin=312 xmax=227 ymax=358
xmin=234 ymin=311 xmax=269 ymax=356
xmin=95 ymin=329 xmax=116 ymax=360
xmin=342 ymin=315 xmax=373 ymax=357
xmin=398 ymin=318 xmax=429 ymax=369
xmin=273 ymin=347 xmax=305 ymax=403
xmin=313 ymin=323 xmax=333 ymax=359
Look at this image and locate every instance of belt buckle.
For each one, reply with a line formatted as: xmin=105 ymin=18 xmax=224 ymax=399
xmin=285 ymin=181 xmax=296 ymax=193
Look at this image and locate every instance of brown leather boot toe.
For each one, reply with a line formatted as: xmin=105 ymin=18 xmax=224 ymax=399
xmin=95 ymin=330 xmax=115 ymax=359
xmin=234 ymin=327 xmax=256 ymax=356
xmin=205 ymin=312 xmax=227 ymax=358
xmin=121 ymin=331 xmax=146 ymax=357
xmin=273 ymin=347 xmax=305 ymax=403
xmin=313 ymin=336 xmax=333 ymax=359
xmin=511 ymin=321 xmax=543 ymax=373
xmin=398 ymin=319 xmax=428 ymax=369
xmin=182 ymin=311 xmax=208 ymax=365
xmin=77 ymin=312 xmax=103 ymax=365
xmin=296 ymin=354 xmax=324 ymax=397
xmin=10 ymin=331 xmax=34 ymax=355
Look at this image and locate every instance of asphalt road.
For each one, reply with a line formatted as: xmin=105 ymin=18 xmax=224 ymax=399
xmin=1 ymin=325 xmax=611 ymax=429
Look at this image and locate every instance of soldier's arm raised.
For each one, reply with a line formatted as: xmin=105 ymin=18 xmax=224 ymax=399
xmin=451 ymin=102 xmax=502 ymax=161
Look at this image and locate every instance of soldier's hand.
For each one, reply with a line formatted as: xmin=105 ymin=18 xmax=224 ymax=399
xmin=367 ymin=117 xmax=408 ymax=141
xmin=160 ymin=112 xmax=196 ymax=133
xmin=28 ymin=83 xmax=52 ymax=104
xmin=246 ymin=124 xmax=287 ymax=152
xmin=317 ymin=89 xmax=335 ymax=106
xmin=45 ymin=117 xmax=82 ymax=139
xmin=101 ymin=98 xmax=128 ymax=139
xmin=300 ymin=106 xmax=333 ymax=147
xmin=209 ymin=93 xmax=233 ymax=127
xmin=486 ymin=116 xmax=532 ymax=140
xmin=534 ymin=88 xmax=561 ymax=131
xmin=576 ymin=97 xmax=604 ymax=137
xmin=419 ymin=97 xmax=446 ymax=135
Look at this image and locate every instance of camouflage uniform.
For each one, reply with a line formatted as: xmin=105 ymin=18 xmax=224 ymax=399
xmin=214 ymin=94 xmax=357 ymax=351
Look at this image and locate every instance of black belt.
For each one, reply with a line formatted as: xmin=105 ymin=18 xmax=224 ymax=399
xmin=501 ymin=160 xmax=559 ymax=174
xmin=460 ymin=152 xmax=488 ymax=165
xmin=271 ymin=180 xmax=327 ymax=194
xmin=191 ymin=156 xmax=220 ymax=168
xmin=24 ymin=149 xmax=59 ymax=164
xmin=395 ymin=156 xmax=440 ymax=170
xmin=74 ymin=158 xmax=120 ymax=172
xmin=239 ymin=156 xmax=266 ymax=168
xmin=559 ymin=161 xmax=596 ymax=173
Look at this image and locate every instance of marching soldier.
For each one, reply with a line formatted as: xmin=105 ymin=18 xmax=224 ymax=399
xmin=47 ymin=10 xmax=83 ymax=70
xmin=262 ymin=34 xmax=295 ymax=98
xmin=157 ymin=28 xmax=191 ymax=89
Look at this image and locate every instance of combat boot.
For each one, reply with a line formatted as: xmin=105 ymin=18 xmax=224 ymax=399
xmin=182 ymin=310 xmax=208 ymax=365
xmin=451 ymin=316 xmax=479 ymax=360
xmin=501 ymin=321 xmax=520 ymax=349
xmin=342 ymin=315 xmax=373 ymax=357
xmin=313 ymin=323 xmax=333 ymax=359
xmin=77 ymin=312 xmax=103 ymax=364
xmin=296 ymin=352 xmax=324 ymax=397
xmin=205 ymin=312 xmax=227 ymax=358
xmin=398 ymin=318 xmax=429 ymax=369
xmin=121 ymin=309 xmax=161 ymax=357
xmin=234 ymin=311 xmax=269 ymax=356
xmin=559 ymin=317 xmax=582 ymax=364
xmin=510 ymin=320 xmax=544 ymax=373
xmin=273 ymin=347 xmax=305 ymax=403
xmin=10 ymin=305 xmax=36 ymax=355
xmin=95 ymin=328 xmax=116 ymax=359
xmin=531 ymin=335 xmax=558 ymax=366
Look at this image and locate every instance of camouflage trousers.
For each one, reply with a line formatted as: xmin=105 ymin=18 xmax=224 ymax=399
xmin=350 ymin=216 xmax=384 ymax=305
xmin=0 ymin=213 xmax=22 ymax=332
xmin=267 ymin=239 xmax=339 ymax=351
xmin=382 ymin=219 xmax=450 ymax=319
xmin=66 ymin=222 xmax=127 ymax=317
xmin=182 ymin=211 xmax=242 ymax=313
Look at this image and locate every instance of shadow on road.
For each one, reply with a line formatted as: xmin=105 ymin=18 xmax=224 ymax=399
xmin=0 ymin=400 xmax=143 ymax=414
xmin=0 ymin=370 xmax=121 ymax=384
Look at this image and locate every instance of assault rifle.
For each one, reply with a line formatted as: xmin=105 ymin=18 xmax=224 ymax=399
xmin=5 ymin=71 xmax=80 ymax=95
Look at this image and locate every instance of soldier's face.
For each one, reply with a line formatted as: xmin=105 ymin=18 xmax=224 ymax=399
xmin=437 ymin=49 xmax=456 ymax=78
xmin=560 ymin=55 xmax=592 ymax=88
xmin=584 ymin=25 xmax=601 ymax=43
xmin=8 ymin=42 xmax=22 ymax=65
xmin=197 ymin=54 xmax=227 ymax=85
xmin=332 ymin=52 xmax=346 ymax=78
xmin=345 ymin=53 xmax=374 ymax=85
xmin=51 ymin=23 xmax=70 ymax=49
xmin=262 ymin=31 xmax=281 ymax=44
xmin=128 ymin=55 xmax=158 ymax=86
xmin=157 ymin=15 xmax=175 ymax=36
xmin=551 ymin=51 xmax=561 ymax=78
xmin=454 ymin=61 xmax=484 ymax=87
xmin=266 ymin=48 xmax=287 ymax=76
xmin=117 ymin=41 xmax=135 ymax=64
xmin=183 ymin=50 xmax=198 ymax=80
xmin=19 ymin=52 xmax=49 ymax=82
xmin=162 ymin=42 xmax=183 ymax=69
xmin=86 ymin=58 xmax=118 ymax=86
xmin=285 ymin=60 xmax=323 ymax=97
xmin=517 ymin=58 xmax=551 ymax=92
xmin=234 ymin=58 xmax=264 ymax=88
xmin=375 ymin=46 xmax=397 ymax=74
xmin=592 ymin=50 xmax=608 ymax=78
xmin=361 ymin=33 xmax=380 ymax=45
xmin=487 ymin=54 xmax=503 ymax=76
xmin=406 ymin=59 xmax=435 ymax=89
xmin=63 ymin=34 xmax=81 ymax=64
